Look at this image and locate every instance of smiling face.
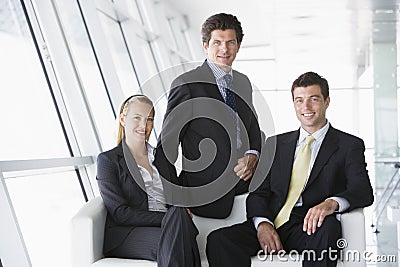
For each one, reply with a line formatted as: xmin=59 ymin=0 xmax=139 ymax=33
xmin=120 ymin=101 xmax=154 ymax=143
xmin=203 ymin=29 xmax=240 ymax=72
xmin=293 ymin=84 xmax=330 ymax=134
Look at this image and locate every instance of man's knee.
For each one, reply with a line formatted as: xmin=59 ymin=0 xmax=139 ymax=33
xmin=320 ymin=216 xmax=341 ymax=235
xmin=312 ymin=215 xmax=342 ymax=250
xmin=207 ymin=229 xmax=225 ymax=250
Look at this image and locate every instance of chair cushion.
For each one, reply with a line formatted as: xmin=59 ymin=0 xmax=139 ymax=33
xmin=92 ymin=258 xmax=156 ymax=267
xmin=71 ymin=195 xmax=364 ymax=267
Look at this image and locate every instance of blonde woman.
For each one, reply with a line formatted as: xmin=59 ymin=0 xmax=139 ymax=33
xmin=96 ymin=95 xmax=200 ymax=267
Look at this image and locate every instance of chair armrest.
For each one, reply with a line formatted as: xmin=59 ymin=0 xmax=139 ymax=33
xmin=70 ymin=197 xmax=106 ymax=267
xmin=340 ymin=208 xmax=366 ymax=267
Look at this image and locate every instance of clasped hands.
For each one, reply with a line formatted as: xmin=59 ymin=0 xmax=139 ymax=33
xmin=257 ymin=199 xmax=339 ymax=254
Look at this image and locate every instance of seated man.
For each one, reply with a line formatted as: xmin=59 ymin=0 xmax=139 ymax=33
xmin=206 ymin=71 xmax=374 ymax=267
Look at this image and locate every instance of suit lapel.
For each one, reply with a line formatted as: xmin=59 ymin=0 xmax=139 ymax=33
xmin=199 ymin=61 xmax=239 ymax=131
xmin=232 ymin=76 xmax=244 ymax=119
xmin=279 ymin=131 xmax=299 ymax=188
xmin=305 ymin=127 xmax=339 ymax=189
xmin=120 ymin=140 xmax=146 ymax=189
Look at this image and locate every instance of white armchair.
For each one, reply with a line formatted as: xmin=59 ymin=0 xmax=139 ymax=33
xmin=71 ymin=195 xmax=366 ymax=267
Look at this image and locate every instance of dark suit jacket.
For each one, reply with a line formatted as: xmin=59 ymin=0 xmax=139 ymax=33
xmin=96 ymin=143 xmax=166 ymax=254
xmin=155 ymin=61 xmax=261 ymax=218
xmin=247 ymin=125 xmax=374 ymax=222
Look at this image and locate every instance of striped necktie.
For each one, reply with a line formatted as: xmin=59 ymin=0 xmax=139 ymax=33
xmin=223 ymin=74 xmax=241 ymax=148
xmin=223 ymin=74 xmax=236 ymax=112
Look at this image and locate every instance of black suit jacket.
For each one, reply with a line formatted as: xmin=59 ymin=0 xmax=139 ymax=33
xmin=247 ymin=126 xmax=374 ymax=222
xmin=96 ymin=143 xmax=166 ymax=254
xmin=155 ymin=61 xmax=261 ymax=218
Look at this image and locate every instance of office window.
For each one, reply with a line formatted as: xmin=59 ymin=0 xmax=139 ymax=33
xmin=123 ymin=0 xmax=143 ymax=24
xmin=5 ymin=171 xmax=84 ymax=267
xmin=0 ymin=0 xmax=70 ymax=160
xmin=358 ymin=89 xmax=374 ymax=148
xmin=167 ymin=16 xmax=191 ymax=60
xmin=53 ymin=0 xmax=116 ymax=150
xmin=97 ymin=12 xmax=141 ymax=97
xmin=128 ymin=35 xmax=159 ymax=84
xmin=1 ymin=2 xmax=86 ymax=267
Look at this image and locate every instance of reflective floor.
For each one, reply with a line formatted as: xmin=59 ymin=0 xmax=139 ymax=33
xmin=365 ymin=152 xmax=400 ymax=267
xmin=365 ymin=203 xmax=398 ymax=267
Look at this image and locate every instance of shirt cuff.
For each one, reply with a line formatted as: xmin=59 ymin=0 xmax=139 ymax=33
xmin=253 ymin=216 xmax=274 ymax=230
xmin=327 ymin=197 xmax=350 ymax=213
xmin=245 ymin=150 xmax=260 ymax=158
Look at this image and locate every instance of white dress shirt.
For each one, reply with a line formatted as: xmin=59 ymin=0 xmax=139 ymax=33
xmin=137 ymin=143 xmax=168 ymax=212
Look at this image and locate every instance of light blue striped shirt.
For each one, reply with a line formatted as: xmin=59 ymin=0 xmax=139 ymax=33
xmin=206 ymin=59 xmax=260 ymax=158
xmin=206 ymin=60 xmax=234 ymax=101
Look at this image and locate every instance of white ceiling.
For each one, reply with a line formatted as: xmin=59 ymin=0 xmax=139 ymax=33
xmin=166 ymin=0 xmax=399 ymax=88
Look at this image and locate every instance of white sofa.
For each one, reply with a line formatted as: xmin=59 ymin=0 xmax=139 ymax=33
xmin=71 ymin=194 xmax=366 ymax=267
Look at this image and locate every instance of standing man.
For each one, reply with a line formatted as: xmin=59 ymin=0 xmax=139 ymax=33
xmin=206 ymin=71 xmax=374 ymax=266
xmin=155 ymin=13 xmax=262 ymax=218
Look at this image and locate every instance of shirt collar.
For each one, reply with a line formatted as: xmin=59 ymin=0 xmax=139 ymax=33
xmin=206 ymin=59 xmax=233 ymax=81
xmin=298 ymin=121 xmax=330 ymax=144
xmin=146 ymin=142 xmax=155 ymax=162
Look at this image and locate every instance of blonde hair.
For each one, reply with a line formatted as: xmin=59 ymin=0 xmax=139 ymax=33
xmin=116 ymin=95 xmax=154 ymax=145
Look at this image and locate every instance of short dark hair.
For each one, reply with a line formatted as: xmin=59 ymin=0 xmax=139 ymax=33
xmin=291 ymin=72 xmax=329 ymax=100
xmin=201 ymin=13 xmax=244 ymax=44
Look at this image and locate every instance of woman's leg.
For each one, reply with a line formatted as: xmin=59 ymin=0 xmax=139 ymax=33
xmin=106 ymin=226 xmax=161 ymax=261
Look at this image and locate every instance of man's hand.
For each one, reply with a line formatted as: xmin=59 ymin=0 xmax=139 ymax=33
xmin=257 ymin=222 xmax=284 ymax=254
xmin=186 ymin=208 xmax=193 ymax=219
xmin=234 ymin=154 xmax=259 ymax=181
xmin=303 ymin=199 xmax=339 ymax=235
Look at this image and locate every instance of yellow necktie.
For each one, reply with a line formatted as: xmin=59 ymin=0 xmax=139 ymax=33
xmin=274 ymin=135 xmax=315 ymax=228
